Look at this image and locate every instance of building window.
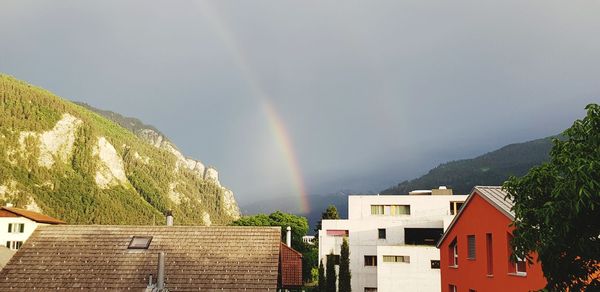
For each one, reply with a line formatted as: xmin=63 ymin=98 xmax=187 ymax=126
xmin=467 ymin=235 xmax=476 ymax=259
xmin=364 ymin=255 xmax=377 ymax=266
xmin=326 ymin=229 xmax=349 ymax=237
xmin=449 ymin=284 xmax=457 ymax=292
xmin=378 ymin=228 xmax=386 ymax=239
xmin=364 ymin=288 xmax=377 ymax=292
xmin=405 ymin=228 xmax=443 ymax=245
xmin=390 ymin=205 xmax=410 ymax=215
xmin=6 ymin=241 xmax=23 ymax=250
xmin=370 ymin=205 xmax=410 ymax=216
xmin=486 ymin=233 xmax=493 ymax=275
xmin=469 ymin=290 xmax=477 ymax=292
xmin=327 ymin=254 xmax=341 ymax=265
xmin=449 ymin=238 xmax=458 ymax=267
xmin=431 ymin=260 xmax=440 ymax=269
xmin=507 ymin=233 xmax=527 ymax=275
xmin=128 ymin=236 xmax=153 ymax=249
xmin=382 ymin=255 xmax=410 ymax=263
xmin=450 ymin=201 xmax=464 ymax=215
xmin=371 ymin=205 xmax=385 ymax=215
xmin=8 ymin=223 xmax=25 ymax=233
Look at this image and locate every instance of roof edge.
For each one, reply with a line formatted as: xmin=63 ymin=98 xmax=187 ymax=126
xmin=1 ymin=207 xmax=66 ymax=224
xmin=436 ymin=186 xmax=513 ymax=248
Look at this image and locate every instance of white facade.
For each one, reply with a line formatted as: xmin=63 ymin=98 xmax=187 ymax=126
xmin=319 ymin=192 xmax=467 ymax=292
xmin=0 ymin=216 xmax=41 ymax=250
xmin=377 ymin=245 xmax=440 ymax=292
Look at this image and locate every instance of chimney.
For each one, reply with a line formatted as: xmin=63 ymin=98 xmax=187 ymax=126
xmin=147 ymin=274 xmax=153 ymax=289
xmin=157 ymin=252 xmax=166 ymax=290
xmin=165 ymin=210 xmax=173 ymax=226
xmin=5 ymin=203 xmax=13 ymax=208
xmin=286 ymin=226 xmax=292 ymax=247
xmin=431 ymin=186 xmax=453 ymax=196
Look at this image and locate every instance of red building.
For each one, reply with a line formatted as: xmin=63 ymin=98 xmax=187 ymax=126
xmin=437 ymin=186 xmax=546 ymax=292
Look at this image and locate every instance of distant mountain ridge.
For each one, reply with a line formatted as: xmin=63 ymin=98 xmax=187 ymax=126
xmin=244 ymin=137 xmax=554 ymax=232
xmin=0 ymin=74 xmax=239 ymax=225
xmin=381 ymin=137 xmax=554 ymax=195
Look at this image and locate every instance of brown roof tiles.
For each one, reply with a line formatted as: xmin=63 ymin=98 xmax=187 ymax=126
xmin=0 ymin=225 xmax=282 ymax=291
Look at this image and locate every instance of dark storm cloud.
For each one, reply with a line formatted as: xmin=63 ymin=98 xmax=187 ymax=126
xmin=1 ymin=0 xmax=599 ymax=206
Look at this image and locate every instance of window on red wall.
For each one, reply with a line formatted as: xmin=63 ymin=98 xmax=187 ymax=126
xmin=486 ymin=233 xmax=493 ymax=275
xmin=467 ymin=235 xmax=476 ymax=259
xmin=449 ymin=238 xmax=458 ymax=267
xmin=449 ymin=284 xmax=457 ymax=292
xmin=507 ymin=233 xmax=527 ymax=275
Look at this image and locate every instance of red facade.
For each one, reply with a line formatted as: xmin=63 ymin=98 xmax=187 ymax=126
xmin=438 ymin=191 xmax=546 ymax=292
xmin=279 ymin=243 xmax=303 ymax=288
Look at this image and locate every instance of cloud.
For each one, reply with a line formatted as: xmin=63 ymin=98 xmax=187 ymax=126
xmin=1 ymin=0 xmax=599 ymax=205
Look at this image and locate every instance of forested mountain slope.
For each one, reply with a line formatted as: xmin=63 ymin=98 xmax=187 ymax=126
xmin=0 ymin=74 xmax=239 ymax=225
xmin=381 ymin=137 xmax=554 ymax=195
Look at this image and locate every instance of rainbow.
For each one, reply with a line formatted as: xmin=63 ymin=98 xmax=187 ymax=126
xmin=194 ymin=2 xmax=311 ymax=214
xmin=263 ymin=101 xmax=311 ymax=213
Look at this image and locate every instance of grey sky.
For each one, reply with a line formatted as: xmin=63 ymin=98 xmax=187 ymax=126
xmin=1 ymin=1 xmax=599 ymax=207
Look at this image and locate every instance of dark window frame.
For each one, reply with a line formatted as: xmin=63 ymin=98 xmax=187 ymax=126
xmin=364 ymin=255 xmax=377 ymax=267
xmin=128 ymin=236 xmax=153 ymax=249
xmin=378 ymin=228 xmax=386 ymax=239
xmin=449 ymin=238 xmax=458 ymax=267
xmin=467 ymin=235 xmax=476 ymax=260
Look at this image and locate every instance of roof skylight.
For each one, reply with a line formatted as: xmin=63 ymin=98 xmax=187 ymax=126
xmin=128 ymin=236 xmax=153 ymax=249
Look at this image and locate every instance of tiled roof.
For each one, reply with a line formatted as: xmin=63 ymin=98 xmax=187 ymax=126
xmin=437 ymin=186 xmax=514 ymax=247
xmin=473 ymin=186 xmax=515 ymax=218
xmin=279 ymin=243 xmax=302 ymax=288
xmin=0 ymin=207 xmax=65 ymax=224
xmin=0 ymin=225 xmax=281 ymax=291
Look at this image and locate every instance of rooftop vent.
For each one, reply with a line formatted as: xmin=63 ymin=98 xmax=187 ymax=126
xmin=128 ymin=236 xmax=153 ymax=249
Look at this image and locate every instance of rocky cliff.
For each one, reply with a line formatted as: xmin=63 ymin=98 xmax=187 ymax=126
xmin=0 ymin=74 xmax=240 ymax=225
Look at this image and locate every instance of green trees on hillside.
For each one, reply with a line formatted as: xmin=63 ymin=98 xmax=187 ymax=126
xmin=504 ymin=104 xmax=600 ymax=291
xmin=0 ymin=74 xmax=235 ymax=225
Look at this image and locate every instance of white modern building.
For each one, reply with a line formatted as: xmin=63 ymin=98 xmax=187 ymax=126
xmin=318 ymin=187 xmax=467 ymax=292
xmin=0 ymin=205 xmax=65 ymax=251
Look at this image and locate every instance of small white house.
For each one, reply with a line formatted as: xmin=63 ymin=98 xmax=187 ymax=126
xmin=318 ymin=187 xmax=467 ymax=292
xmin=0 ymin=205 xmax=65 ymax=251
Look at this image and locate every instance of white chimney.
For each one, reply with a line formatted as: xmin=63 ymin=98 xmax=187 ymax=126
xmin=286 ymin=226 xmax=292 ymax=247
xmin=166 ymin=211 xmax=173 ymax=226
xmin=5 ymin=203 xmax=13 ymax=208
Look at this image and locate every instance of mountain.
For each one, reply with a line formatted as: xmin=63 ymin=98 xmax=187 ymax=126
xmin=381 ymin=137 xmax=554 ymax=195
xmin=0 ymin=74 xmax=240 ymax=225
xmin=244 ymin=137 xmax=554 ymax=232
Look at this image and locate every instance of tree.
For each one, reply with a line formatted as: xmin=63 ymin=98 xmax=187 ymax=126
xmin=318 ymin=259 xmax=326 ymax=292
xmin=315 ymin=204 xmax=341 ymax=233
xmin=504 ymin=103 xmax=600 ymax=291
xmin=231 ymin=211 xmax=314 ymax=283
xmin=339 ymin=238 xmax=351 ymax=292
xmin=231 ymin=211 xmax=309 ymax=252
xmin=326 ymin=252 xmax=337 ymax=292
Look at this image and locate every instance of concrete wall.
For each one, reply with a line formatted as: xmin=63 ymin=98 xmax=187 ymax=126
xmin=0 ymin=217 xmax=40 ymax=250
xmin=319 ymin=194 xmax=468 ymax=292
xmin=377 ymin=245 xmax=441 ymax=292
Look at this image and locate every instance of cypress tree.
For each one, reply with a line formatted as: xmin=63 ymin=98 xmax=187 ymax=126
xmin=318 ymin=259 xmax=326 ymax=292
xmin=339 ymin=238 xmax=351 ymax=292
xmin=326 ymin=252 xmax=337 ymax=292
